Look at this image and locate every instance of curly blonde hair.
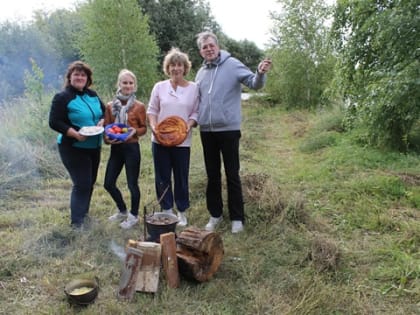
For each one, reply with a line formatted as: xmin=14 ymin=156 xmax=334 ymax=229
xmin=163 ymin=48 xmax=192 ymax=76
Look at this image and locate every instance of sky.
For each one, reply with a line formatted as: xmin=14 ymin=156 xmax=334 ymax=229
xmin=0 ymin=0 xmax=281 ymax=48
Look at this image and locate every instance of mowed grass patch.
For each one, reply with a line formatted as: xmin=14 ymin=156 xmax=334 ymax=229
xmin=0 ymin=100 xmax=419 ymax=314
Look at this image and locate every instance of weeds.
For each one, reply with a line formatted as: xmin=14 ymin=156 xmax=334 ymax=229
xmin=0 ymin=98 xmax=419 ymax=314
xmin=309 ymin=235 xmax=340 ymax=272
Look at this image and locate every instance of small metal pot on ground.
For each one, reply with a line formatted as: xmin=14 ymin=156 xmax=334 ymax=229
xmin=64 ymin=278 xmax=99 ymax=306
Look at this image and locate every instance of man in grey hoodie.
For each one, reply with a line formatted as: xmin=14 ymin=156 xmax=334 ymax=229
xmin=195 ymin=31 xmax=272 ymax=233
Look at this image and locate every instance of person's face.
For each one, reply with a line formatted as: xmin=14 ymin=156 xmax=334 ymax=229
xmin=168 ymin=62 xmax=185 ymax=81
xmin=119 ymin=74 xmax=136 ymax=95
xmin=70 ymin=70 xmax=87 ymax=91
xmin=199 ymin=38 xmax=220 ymax=62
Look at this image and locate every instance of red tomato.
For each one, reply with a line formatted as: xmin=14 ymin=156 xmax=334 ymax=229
xmin=112 ymin=126 xmax=122 ymax=133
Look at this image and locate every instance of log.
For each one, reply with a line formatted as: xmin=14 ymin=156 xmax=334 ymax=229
xmin=160 ymin=232 xmax=180 ymax=288
xmin=135 ymin=241 xmax=162 ymax=293
xmin=118 ymin=245 xmax=143 ymax=301
xmin=176 ymin=227 xmax=224 ymax=282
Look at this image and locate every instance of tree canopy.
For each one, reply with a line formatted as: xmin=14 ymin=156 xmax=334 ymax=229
xmin=78 ymin=0 xmax=159 ymax=97
xmin=265 ymin=0 xmax=335 ymax=108
xmin=220 ymin=37 xmax=263 ymax=71
xmin=0 ymin=0 xmax=265 ymax=101
xmin=2 ymin=0 xmax=419 ymax=152
xmin=333 ymin=0 xmax=420 ymax=151
xmin=137 ymin=0 xmax=220 ymax=71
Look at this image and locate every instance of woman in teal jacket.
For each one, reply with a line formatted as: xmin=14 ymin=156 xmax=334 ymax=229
xmin=49 ymin=61 xmax=105 ymax=228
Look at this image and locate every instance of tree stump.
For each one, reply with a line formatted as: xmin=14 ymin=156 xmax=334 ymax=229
xmin=176 ymin=227 xmax=224 ymax=282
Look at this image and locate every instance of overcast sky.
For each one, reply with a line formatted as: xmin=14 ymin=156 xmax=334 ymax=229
xmin=0 ymin=0 xmax=281 ymax=48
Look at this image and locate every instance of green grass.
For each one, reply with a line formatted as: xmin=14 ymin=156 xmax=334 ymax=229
xmin=0 ymin=99 xmax=419 ymax=314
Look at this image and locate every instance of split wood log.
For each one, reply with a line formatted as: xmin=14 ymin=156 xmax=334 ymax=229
xmin=176 ymin=227 xmax=224 ymax=282
xmin=118 ymin=245 xmax=143 ymax=301
xmin=160 ymin=232 xmax=180 ymax=288
xmin=134 ymin=241 xmax=162 ymax=293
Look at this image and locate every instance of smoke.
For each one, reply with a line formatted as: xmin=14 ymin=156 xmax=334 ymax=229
xmin=0 ymin=136 xmax=41 ymax=195
xmin=0 ymin=95 xmax=66 ymax=196
xmin=110 ymin=240 xmax=127 ymax=262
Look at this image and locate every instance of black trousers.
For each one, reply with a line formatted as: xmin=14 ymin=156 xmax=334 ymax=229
xmin=104 ymin=142 xmax=141 ymax=216
xmin=200 ymin=131 xmax=244 ymax=222
xmin=58 ymin=144 xmax=101 ymax=226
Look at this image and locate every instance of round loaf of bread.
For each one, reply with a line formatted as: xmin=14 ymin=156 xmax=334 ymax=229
xmin=155 ymin=116 xmax=188 ymax=147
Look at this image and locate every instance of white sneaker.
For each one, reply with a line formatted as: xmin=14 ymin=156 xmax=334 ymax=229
xmin=108 ymin=211 xmax=127 ymax=221
xmin=205 ymin=216 xmax=223 ymax=231
xmin=120 ymin=213 xmax=138 ymax=229
xmin=231 ymin=220 xmax=244 ymax=234
xmin=162 ymin=208 xmax=173 ymax=215
xmin=177 ymin=211 xmax=187 ymax=227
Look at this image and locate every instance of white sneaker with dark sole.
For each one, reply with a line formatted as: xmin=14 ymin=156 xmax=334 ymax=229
xmin=162 ymin=208 xmax=174 ymax=215
xmin=120 ymin=213 xmax=138 ymax=229
xmin=205 ymin=216 xmax=223 ymax=231
xmin=231 ymin=220 xmax=244 ymax=233
xmin=177 ymin=212 xmax=187 ymax=227
xmin=108 ymin=211 xmax=127 ymax=221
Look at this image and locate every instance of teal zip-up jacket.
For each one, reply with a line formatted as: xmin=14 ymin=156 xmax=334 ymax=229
xmin=49 ymin=86 xmax=105 ymax=149
xmin=195 ymin=50 xmax=266 ymax=132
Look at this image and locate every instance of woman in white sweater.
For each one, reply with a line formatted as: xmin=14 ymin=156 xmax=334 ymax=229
xmin=147 ymin=48 xmax=199 ymax=227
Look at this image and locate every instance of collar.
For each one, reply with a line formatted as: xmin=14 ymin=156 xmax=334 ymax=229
xmin=204 ymin=55 xmax=221 ymax=68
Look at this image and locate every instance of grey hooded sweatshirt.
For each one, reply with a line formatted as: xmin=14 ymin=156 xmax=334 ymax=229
xmin=195 ymin=50 xmax=267 ymax=132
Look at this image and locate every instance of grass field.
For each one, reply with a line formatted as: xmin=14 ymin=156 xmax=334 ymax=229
xmin=0 ymin=97 xmax=419 ymax=314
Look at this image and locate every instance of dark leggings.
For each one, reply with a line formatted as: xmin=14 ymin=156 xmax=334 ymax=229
xmin=58 ymin=144 xmax=101 ymax=226
xmin=104 ymin=142 xmax=141 ymax=216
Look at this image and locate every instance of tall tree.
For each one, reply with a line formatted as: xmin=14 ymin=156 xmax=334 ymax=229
xmin=137 ymin=0 xmax=220 ymax=71
xmin=266 ymin=0 xmax=335 ymax=108
xmin=333 ymin=0 xmax=420 ymax=151
xmin=78 ymin=0 xmax=159 ymax=97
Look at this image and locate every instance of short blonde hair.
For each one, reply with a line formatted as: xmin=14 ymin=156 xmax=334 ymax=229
xmin=117 ymin=69 xmax=137 ymax=92
xmin=163 ymin=48 xmax=192 ymax=76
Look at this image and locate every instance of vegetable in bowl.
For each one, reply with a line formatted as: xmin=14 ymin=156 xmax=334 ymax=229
xmin=105 ymin=123 xmax=131 ymax=141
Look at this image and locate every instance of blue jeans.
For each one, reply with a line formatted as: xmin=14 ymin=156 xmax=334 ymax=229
xmin=152 ymin=142 xmax=190 ymax=212
xmin=104 ymin=143 xmax=141 ymax=216
xmin=200 ymin=131 xmax=244 ymax=222
xmin=58 ymin=144 xmax=101 ymax=226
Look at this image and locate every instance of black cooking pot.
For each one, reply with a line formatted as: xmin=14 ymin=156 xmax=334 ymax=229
xmin=145 ymin=212 xmax=178 ymax=242
xmin=64 ymin=277 xmax=99 ymax=305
